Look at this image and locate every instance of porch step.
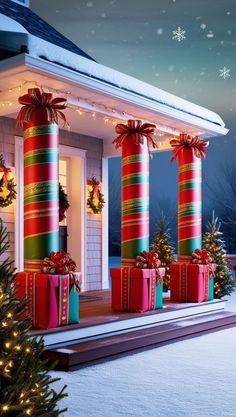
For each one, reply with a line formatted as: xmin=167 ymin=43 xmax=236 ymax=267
xmin=43 ymin=310 xmax=236 ymax=371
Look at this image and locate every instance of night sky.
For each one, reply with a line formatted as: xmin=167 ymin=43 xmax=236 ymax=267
xmin=31 ymin=0 xmax=236 ymax=249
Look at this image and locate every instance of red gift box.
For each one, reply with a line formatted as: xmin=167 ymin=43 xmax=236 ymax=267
xmin=15 ymin=272 xmax=71 ymax=329
xmin=110 ymin=267 xmax=165 ymax=312
xmin=170 ymin=263 xmax=210 ymax=303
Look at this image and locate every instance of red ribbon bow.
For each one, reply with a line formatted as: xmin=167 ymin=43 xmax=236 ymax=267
xmin=0 ymin=166 xmax=11 ymax=187
xmin=113 ymin=120 xmax=158 ymax=156
xmin=41 ymin=250 xmax=77 ymax=275
xmin=170 ymin=133 xmax=209 ymax=162
xmin=16 ymin=88 xmax=68 ymax=128
xmin=135 ymin=250 xmax=161 ymax=269
xmin=69 ymin=272 xmax=81 ymax=293
xmin=191 ymin=249 xmax=212 ymax=265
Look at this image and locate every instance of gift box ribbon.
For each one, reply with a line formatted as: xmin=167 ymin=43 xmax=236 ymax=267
xmin=16 ymin=87 xmax=68 ymax=128
xmin=170 ymin=133 xmax=209 ymax=161
xmin=178 ymin=264 xmax=209 ymax=302
xmin=58 ymin=275 xmax=70 ymax=326
xmin=25 ymin=272 xmax=36 ymax=327
xmin=113 ymin=120 xmax=158 ymax=155
xmin=121 ymin=267 xmax=158 ymax=311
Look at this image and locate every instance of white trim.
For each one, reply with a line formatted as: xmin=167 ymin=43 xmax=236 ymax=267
xmin=102 ymin=157 xmax=109 ymax=289
xmin=14 ymin=136 xmax=24 ymax=272
xmin=59 ymin=145 xmax=87 ymax=292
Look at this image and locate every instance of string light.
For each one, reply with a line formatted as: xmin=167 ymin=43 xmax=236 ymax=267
xmin=2 ymin=405 xmax=9 ymax=411
xmin=0 ymin=80 xmax=181 ymax=141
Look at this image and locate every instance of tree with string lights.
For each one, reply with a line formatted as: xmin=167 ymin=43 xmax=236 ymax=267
xmin=151 ymin=214 xmax=175 ymax=291
xmin=203 ymin=212 xmax=236 ymax=298
xmin=0 ymin=219 xmax=67 ymax=416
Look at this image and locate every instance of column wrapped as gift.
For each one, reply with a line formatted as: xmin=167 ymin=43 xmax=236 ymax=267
xmin=113 ymin=120 xmax=157 ymax=266
xmin=170 ymin=134 xmax=208 ymax=261
xmin=16 ymin=88 xmax=68 ymax=272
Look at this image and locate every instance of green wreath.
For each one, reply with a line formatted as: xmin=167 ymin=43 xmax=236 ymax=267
xmin=59 ymin=182 xmax=70 ymax=221
xmin=0 ymin=177 xmax=17 ymax=208
xmin=87 ymin=177 xmax=105 ymax=214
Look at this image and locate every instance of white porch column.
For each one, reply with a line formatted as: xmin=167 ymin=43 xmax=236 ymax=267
xmin=102 ymin=157 xmax=109 ymax=289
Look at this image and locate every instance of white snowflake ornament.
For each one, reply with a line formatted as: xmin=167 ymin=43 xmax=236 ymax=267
xmin=172 ymin=27 xmax=186 ymax=42
xmin=219 ymin=67 xmax=231 ymax=79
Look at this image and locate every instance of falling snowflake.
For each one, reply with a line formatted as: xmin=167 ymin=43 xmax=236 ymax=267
xmin=206 ymin=30 xmax=214 ymax=38
xmin=156 ymin=28 xmax=163 ymax=35
xmin=172 ymin=27 xmax=186 ymax=42
xmin=200 ymin=23 xmax=206 ymax=30
xmin=219 ymin=66 xmax=230 ymax=79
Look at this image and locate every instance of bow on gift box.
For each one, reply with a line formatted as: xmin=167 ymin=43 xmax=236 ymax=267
xmin=135 ymin=250 xmax=161 ymax=269
xmin=16 ymin=88 xmax=68 ymax=128
xmin=170 ymin=133 xmax=209 ymax=162
xmin=113 ymin=120 xmax=158 ymax=156
xmin=41 ymin=250 xmax=77 ymax=275
xmin=191 ymin=249 xmax=213 ymax=265
xmin=69 ymin=272 xmax=81 ymax=293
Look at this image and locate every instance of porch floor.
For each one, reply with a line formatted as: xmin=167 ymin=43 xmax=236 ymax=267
xmin=30 ymin=289 xmax=226 ymax=341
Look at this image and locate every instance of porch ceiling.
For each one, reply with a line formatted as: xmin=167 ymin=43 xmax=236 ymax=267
xmin=0 ymin=54 xmax=228 ymax=157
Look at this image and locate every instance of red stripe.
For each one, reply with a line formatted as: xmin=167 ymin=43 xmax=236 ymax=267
xmin=122 ymin=183 xmax=149 ymax=200
xmin=24 ymin=216 xmax=58 ymax=236
xmin=24 ymin=200 xmax=58 ymax=211
xmin=178 ymin=224 xmax=201 ymax=240
xmin=24 ymin=162 xmax=58 ymax=185
xmin=122 ymin=161 xmax=149 ymax=176
xmin=178 ymin=169 xmax=201 ymax=182
xmin=24 ymin=135 xmax=58 ymax=153
xmin=122 ymin=223 xmax=149 ymax=241
xmin=178 ymin=188 xmax=201 ymax=205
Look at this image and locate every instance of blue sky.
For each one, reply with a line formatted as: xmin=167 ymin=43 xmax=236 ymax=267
xmin=31 ymin=0 xmax=236 ymax=248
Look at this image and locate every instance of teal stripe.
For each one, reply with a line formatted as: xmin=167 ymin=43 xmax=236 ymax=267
xmin=178 ymin=236 xmax=202 ymax=256
xmin=122 ymin=236 xmax=149 ymax=260
xmin=24 ymin=148 xmax=58 ymax=167
xmin=24 ymin=124 xmax=58 ymax=139
xmin=178 ymin=178 xmax=201 ymax=191
xmin=122 ymin=173 xmax=149 ymax=187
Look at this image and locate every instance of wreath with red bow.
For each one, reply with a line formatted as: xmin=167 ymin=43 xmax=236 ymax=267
xmin=0 ymin=155 xmax=16 ymax=208
xmin=87 ymin=177 xmax=105 ymax=214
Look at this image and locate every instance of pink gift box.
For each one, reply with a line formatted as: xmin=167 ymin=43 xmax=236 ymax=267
xmin=170 ymin=263 xmax=210 ymax=303
xmin=16 ymin=272 xmax=59 ymax=329
xmin=110 ymin=267 xmax=165 ymax=312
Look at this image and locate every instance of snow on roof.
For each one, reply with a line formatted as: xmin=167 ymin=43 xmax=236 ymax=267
xmin=0 ymin=13 xmax=28 ymax=33
xmin=25 ymin=35 xmax=224 ymax=128
xmin=0 ymin=0 xmax=95 ymax=61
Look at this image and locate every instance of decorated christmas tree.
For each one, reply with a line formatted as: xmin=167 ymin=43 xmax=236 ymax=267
xmin=151 ymin=214 xmax=175 ymax=291
xmin=203 ymin=212 xmax=236 ymax=298
xmin=0 ymin=219 xmax=67 ymax=416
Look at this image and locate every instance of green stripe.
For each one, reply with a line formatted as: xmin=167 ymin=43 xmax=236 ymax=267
xmin=178 ymin=162 xmax=200 ymax=173
xmin=24 ymin=148 xmax=58 ymax=167
xmin=24 ymin=231 xmax=59 ymax=260
xmin=122 ymin=154 xmax=149 ymax=166
xmin=178 ymin=178 xmax=201 ymax=191
xmin=122 ymin=173 xmax=149 ymax=187
xmin=122 ymin=236 xmax=149 ymax=260
xmin=24 ymin=180 xmax=58 ymax=200
xmin=24 ymin=124 xmax=58 ymax=139
xmin=178 ymin=202 xmax=201 ymax=217
xmin=24 ymin=192 xmax=58 ymax=205
xmin=178 ymin=236 xmax=202 ymax=256
xmin=122 ymin=198 xmax=149 ymax=215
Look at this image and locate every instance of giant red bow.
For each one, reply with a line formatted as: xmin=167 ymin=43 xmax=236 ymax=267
xmin=191 ymin=249 xmax=212 ymax=265
xmin=113 ymin=120 xmax=158 ymax=155
xmin=170 ymin=133 xmax=208 ymax=162
xmin=135 ymin=250 xmax=161 ymax=269
xmin=16 ymin=88 xmax=68 ymax=128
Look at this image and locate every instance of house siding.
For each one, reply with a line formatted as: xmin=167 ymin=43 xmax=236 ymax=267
xmin=0 ymin=116 xmax=103 ymax=290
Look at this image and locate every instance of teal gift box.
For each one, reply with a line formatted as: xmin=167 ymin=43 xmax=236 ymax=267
xmin=68 ymin=272 xmax=81 ymax=324
xmin=155 ymin=267 xmax=165 ymax=309
xmin=208 ymin=264 xmax=216 ymax=301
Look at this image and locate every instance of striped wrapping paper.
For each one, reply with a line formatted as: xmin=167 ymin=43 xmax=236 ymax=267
xmin=17 ymin=88 xmax=68 ymax=272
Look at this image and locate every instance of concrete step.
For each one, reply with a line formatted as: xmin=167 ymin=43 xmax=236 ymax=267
xmin=43 ymin=309 xmax=236 ymax=371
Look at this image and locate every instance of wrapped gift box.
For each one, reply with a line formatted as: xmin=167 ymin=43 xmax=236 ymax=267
xmin=208 ymin=264 xmax=216 ymax=301
xmin=110 ymin=267 xmax=165 ymax=312
xmin=170 ymin=263 xmax=211 ymax=303
xmin=68 ymin=272 xmax=81 ymax=324
xmin=16 ymin=272 xmax=81 ymax=328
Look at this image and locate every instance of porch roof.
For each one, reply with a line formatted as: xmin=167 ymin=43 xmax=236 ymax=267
xmin=0 ymin=33 xmax=228 ymax=157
